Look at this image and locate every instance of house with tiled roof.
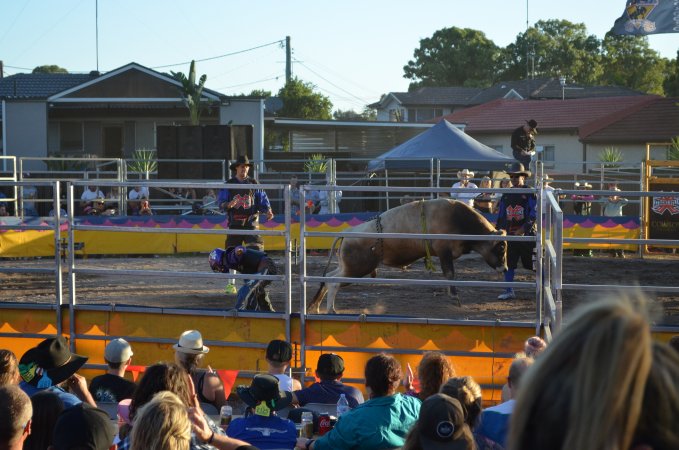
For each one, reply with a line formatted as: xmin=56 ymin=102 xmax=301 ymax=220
xmin=439 ymin=95 xmax=679 ymax=173
xmin=0 ymin=62 xmax=265 ymax=169
xmin=371 ymin=78 xmax=645 ymax=124
xmin=370 ymin=87 xmax=483 ymax=122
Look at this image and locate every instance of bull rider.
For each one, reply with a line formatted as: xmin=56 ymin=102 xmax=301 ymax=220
xmin=209 ymin=246 xmax=277 ymax=311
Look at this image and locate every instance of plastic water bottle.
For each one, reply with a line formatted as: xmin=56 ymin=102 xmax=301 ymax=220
xmin=336 ymin=393 xmax=350 ymax=417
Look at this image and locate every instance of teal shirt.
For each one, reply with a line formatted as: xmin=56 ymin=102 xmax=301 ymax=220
xmin=313 ymin=393 xmax=421 ymax=450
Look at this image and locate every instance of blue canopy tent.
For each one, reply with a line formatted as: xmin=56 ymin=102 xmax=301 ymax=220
xmin=367 ymin=119 xmax=514 ymax=171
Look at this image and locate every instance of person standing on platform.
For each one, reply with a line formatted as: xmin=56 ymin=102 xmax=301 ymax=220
xmin=511 ymin=119 xmax=538 ymax=168
xmin=217 ymin=156 xmax=274 ymax=295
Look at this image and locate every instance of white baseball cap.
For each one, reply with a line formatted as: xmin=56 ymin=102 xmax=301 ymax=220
xmin=104 ymin=338 xmax=133 ymax=363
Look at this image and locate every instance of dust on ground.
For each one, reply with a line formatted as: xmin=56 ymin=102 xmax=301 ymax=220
xmin=2 ymin=252 xmax=679 ymax=325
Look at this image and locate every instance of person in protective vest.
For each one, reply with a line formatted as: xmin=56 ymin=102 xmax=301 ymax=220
xmin=209 ymin=246 xmax=277 ymax=311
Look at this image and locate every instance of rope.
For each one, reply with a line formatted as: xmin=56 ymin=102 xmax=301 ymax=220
xmin=374 ymin=215 xmax=384 ymax=260
xmin=420 ymin=201 xmax=436 ymax=272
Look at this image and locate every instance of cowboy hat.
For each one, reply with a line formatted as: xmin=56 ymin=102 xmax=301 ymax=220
xmin=19 ymin=336 xmax=88 ymax=388
xmin=506 ymin=162 xmax=531 ymax=178
xmin=237 ymin=374 xmax=293 ymax=411
xmin=173 ymin=330 xmax=209 ymax=354
xmin=456 ymin=169 xmax=474 ymax=179
xmin=526 ymin=119 xmax=538 ymax=133
xmin=229 ymin=155 xmax=253 ymax=171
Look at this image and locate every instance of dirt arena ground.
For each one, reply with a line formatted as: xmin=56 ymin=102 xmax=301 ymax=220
xmin=2 ymin=251 xmax=679 ymax=325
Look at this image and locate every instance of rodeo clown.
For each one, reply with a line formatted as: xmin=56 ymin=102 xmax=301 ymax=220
xmin=209 ymin=246 xmax=278 ymax=311
xmin=495 ymin=162 xmax=537 ymax=300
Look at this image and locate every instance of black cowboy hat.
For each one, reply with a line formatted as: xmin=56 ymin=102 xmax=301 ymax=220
xmin=229 ymin=155 xmax=254 ymax=171
xmin=19 ymin=336 xmax=88 ymax=388
xmin=526 ymin=119 xmax=538 ymax=133
xmin=506 ymin=162 xmax=531 ymax=178
xmin=237 ymin=373 xmax=293 ymax=411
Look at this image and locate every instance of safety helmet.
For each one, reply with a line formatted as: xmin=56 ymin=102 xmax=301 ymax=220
xmin=209 ymin=248 xmax=227 ymax=273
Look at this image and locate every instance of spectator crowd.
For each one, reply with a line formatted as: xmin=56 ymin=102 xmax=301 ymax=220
xmin=2 ymin=294 xmax=679 ymax=450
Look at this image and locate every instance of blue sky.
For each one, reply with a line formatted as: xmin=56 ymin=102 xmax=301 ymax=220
xmin=1 ymin=0 xmax=677 ymax=112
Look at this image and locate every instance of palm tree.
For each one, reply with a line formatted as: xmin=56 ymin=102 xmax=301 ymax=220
xmin=171 ymin=60 xmax=207 ymax=125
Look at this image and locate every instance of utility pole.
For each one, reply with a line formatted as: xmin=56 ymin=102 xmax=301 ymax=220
xmin=95 ymin=0 xmax=99 ymax=72
xmin=0 ymin=60 xmax=4 ymax=79
xmin=285 ymin=36 xmax=291 ymax=83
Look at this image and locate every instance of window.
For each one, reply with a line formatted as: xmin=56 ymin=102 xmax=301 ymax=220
xmin=60 ymin=122 xmax=83 ymax=152
xmin=542 ymin=145 xmax=555 ymax=168
xmin=407 ymin=108 xmax=444 ymax=122
xmin=489 ymin=144 xmax=504 ymax=154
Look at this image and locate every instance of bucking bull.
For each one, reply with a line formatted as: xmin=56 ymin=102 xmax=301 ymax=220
xmin=309 ymin=198 xmax=508 ymax=313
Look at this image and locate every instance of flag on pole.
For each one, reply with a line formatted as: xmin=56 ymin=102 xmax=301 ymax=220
xmin=610 ymin=0 xmax=679 ymax=35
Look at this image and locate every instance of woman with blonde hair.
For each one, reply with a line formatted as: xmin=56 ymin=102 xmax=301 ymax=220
xmin=441 ymin=376 xmax=504 ymax=450
xmin=507 ymin=294 xmax=658 ymax=450
xmin=130 ymin=391 xmax=191 ymax=450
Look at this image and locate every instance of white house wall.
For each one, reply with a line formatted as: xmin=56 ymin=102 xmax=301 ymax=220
xmin=4 ymin=101 xmax=48 ymax=170
xmin=219 ymin=99 xmax=263 ymax=165
xmin=468 ymin=132 xmax=582 ymax=173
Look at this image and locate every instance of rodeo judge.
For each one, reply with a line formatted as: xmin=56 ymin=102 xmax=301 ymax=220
xmin=495 ymin=162 xmax=537 ymax=300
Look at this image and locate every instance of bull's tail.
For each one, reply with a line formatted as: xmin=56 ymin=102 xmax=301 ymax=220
xmin=322 ymin=237 xmax=343 ymax=276
xmin=309 ymin=284 xmax=327 ymax=313
xmin=308 ymin=237 xmax=343 ymax=312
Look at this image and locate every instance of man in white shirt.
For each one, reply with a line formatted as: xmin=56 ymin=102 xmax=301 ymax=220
xmin=451 ymin=169 xmax=478 ymax=207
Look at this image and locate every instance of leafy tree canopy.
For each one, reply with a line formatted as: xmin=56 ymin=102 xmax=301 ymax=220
xmin=277 ymin=77 xmax=332 ymax=120
xmin=499 ymin=19 xmax=602 ymax=84
xmin=600 ymin=33 xmax=666 ymax=95
xmin=32 ymin=65 xmax=68 ymax=74
xmin=333 ymin=107 xmax=377 ymax=121
xmin=663 ymin=50 xmax=679 ymax=97
xmin=233 ymin=89 xmax=272 ymax=98
xmin=403 ymin=27 xmax=500 ymax=89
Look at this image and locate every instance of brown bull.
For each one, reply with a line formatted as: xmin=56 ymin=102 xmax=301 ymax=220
xmin=309 ymin=198 xmax=508 ymax=314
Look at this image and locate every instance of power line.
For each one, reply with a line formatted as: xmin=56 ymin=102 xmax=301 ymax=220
xmin=294 ymin=59 xmax=372 ymax=105
xmin=216 ymin=75 xmax=282 ymax=91
xmin=294 ymin=53 xmax=379 ymax=97
xmin=4 ymin=64 xmax=33 ymax=71
xmin=151 ymin=39 xmax=285 ymax=69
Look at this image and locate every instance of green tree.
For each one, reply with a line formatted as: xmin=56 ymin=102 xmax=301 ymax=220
xmin=32 ymin=65 xmax=68 ymax=74
xmin=233 ymin=89 xmax=272 ymax=98
xmin=333 ymin=107 xmax=377 ymax=121
xmin=403 ymin=27 xmax=500 ymax=88
xmin=277 ymin=77 xmax=332 ymax=120
xmin=663 ymin=50 xmax=679 ymax=96
xmin=499 ymin=20 xmax=602 ymax=84
xmin=171 ymin=60 xmax=207 ymax=125
xmin=600 ymin=33 xmax=666 ymax=94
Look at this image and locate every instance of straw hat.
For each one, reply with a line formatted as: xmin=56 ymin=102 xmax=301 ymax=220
xmin=173 ymin=330 xmax=209 ymax=354
xmin=456 ymin=169 xmax=474 ymax=179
